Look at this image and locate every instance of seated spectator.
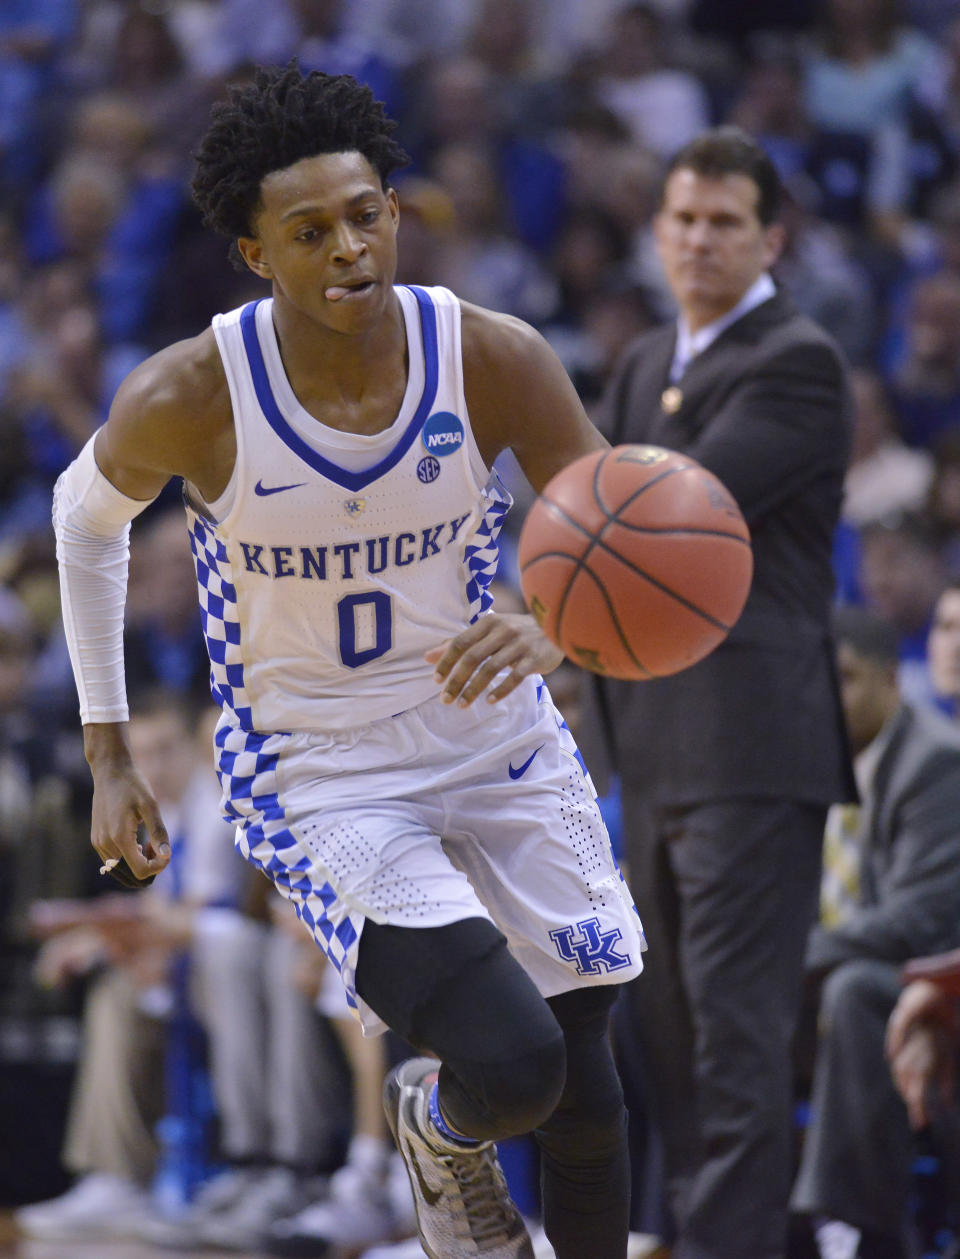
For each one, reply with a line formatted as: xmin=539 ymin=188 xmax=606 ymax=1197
xmin=857 ymin=510 xmax=948 ymax=707
xmin=124 ymin=507 xmax=214 ymax=712
xmin=889 ymin=272 xmax=960 ymax=449
xmin=926 ymin=579 xmax=960 ymax=714
xmin=14 ymin=692 xmax=251 ymax=1242
xmin=774 ymin=178 xmax=880 ymax=365
xmin=428 ymin=140 xmax=556 ymax=324
xmin=0 ymin=0 xmax=77 ymax=194
xmin=15 ymin=693 xmax=349 ymax=1248
xmin=791 ymin=605 xmax=960 ymax=1259
xmin=593 ymin=3 xmax=711 ymax=160
xmin=802 ymin=0 xmax=946 ymax=240
xmin=842 ymin=370 xmax=933 ymax=528
xmin=406 ymin=55 xmax=567 ymax=254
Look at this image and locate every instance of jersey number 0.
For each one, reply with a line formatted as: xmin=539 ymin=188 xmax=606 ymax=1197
xmin=337 ymin=591 xmax=392 ymax=669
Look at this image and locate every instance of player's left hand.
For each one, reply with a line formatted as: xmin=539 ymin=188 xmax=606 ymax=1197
xmin=426 ymin=613 xmax=564 ymax=707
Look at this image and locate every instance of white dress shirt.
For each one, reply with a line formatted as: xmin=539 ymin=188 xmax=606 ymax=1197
xmin=669 ymin=273 xmax=777 ymax=383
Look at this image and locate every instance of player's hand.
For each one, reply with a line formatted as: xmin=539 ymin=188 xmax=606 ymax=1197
xmin=88 ymin=758 xmax=170 ymax=887
xmin=426 ymin=612 xmax=564 ymax=707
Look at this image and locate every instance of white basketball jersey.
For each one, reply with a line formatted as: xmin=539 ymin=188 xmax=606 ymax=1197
xmin=185 ymin=285 xmax=512 ymax=734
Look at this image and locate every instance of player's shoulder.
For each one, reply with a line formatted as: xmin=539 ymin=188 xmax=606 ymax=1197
xmin=458 ymin=298 xmax=557 ymax=382
xmin=112 ymin=327 xmax=228 ymax=426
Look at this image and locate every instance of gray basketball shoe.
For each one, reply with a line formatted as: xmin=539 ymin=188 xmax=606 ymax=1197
xmin=384 ymin=1057 xmax=534 ymax=1259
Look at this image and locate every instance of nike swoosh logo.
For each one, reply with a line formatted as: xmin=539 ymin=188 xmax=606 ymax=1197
xmin=254 ymin=479 xmax=307 ymax=496
xmin=406 ymin=1141 xmax=442 ymax=1207
xmin=508 ymin=744 xmax=544 ymax=780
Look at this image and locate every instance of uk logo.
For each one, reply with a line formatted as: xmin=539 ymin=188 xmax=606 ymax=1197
xmin=422 ymin=411 xmax=464 ymax=457
xmin=417 ymin=456 xmax=441 ymax=484
xmin=343 ymin=498 xmax=367 ymax=515
xmin=549 ymin=917 xmax=632 ymax=975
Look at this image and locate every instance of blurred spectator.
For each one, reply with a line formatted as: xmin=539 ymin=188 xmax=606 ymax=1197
xmin=14 ymin=692 xmax=250 ymax=1243
xmin=408 ymin=55 xmax=567 ymax=252
xmin=393 ymin=176 xmax=456 ymax=287
xmin=594 ymin=3 xmax=711 ymax=159
xmin=286 ymin=0 xmax=404 ymax=118
xmin=124 ymin=508 xmax=211 ymax=712
xmin=462 ymin=0 xmax=561 ymax=135
xmin=924 ymin=432 xmax=960 ymax=574
xmin=841 ymin=370 xmax=933 ymax=528
xmin=927 ymin=578 xmax=960 ymax=713
xmin=429 ymin=140 xmax=556 ymax=322
xmin=858 ymin=511 xmax=949 ymax=706
xmin=802 ymin=0 xmax=946 ymax=238
xmin=0 ymin=0 xmax=77 ymax=196
xmin=791 ymin=604 xmax=960 ymax=1259
xmin=889 ymin=271 xmax=960 ymax=448
xmin=774 ymin=175 xmax=880 ymax=363
xmin=22 ymin=91 xmax=186 ymax=344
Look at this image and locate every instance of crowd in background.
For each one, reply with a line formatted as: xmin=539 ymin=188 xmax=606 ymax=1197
xmin=5 ymin=0 xmax=960 ymax=1246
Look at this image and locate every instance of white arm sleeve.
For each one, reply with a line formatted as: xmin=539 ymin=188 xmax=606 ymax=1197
xmin=53 ymin=433 xmax=156 ymax=724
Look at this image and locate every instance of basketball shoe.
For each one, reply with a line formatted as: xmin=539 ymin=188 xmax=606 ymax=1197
xmin=384 ymin=1056 xmax=533 ymax=1259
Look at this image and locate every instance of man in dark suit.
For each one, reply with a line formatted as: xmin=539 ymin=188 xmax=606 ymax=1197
xmin=791 ymin=604 xmax=960 ymax=1259
xmin=594 ymin=127 xmax=856 ymax=1259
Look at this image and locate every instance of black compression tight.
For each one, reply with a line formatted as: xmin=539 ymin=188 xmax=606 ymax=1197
xmin=356 ymin=917 xmax=630 ymax=1259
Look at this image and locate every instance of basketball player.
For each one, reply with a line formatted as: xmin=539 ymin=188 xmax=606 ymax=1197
xmin=53 ymin=65 xmax=645 ymax=1259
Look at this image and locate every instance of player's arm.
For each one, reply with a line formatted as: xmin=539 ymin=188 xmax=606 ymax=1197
xmin=54 ymin=332 xmax=229 ymax=885
xmin=428 ymin=305 xmax=607 ymax=707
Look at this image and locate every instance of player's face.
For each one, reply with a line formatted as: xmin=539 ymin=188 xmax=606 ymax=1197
xmin=654 ymin=169 xmax=784 ymax=331
xmin=929 ymin=589 xmax=960 ymax=700
xmin=238 ymin=151 xmax=400 ymax=331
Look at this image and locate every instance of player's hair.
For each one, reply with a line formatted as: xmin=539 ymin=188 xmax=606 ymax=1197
xmin=831 ymin=604 xmax=900 ymax=666
xmin=662 ymin=126 xmax=782 ymax=225
xmin=191 ymin=62 xmax=410 ymax=253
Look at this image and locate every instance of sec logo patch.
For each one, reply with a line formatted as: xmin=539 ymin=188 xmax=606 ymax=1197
xmin=417 ymin=456 xmax=441 ymax=483
xmin=422 ymin=411 xmax=464 ymax=457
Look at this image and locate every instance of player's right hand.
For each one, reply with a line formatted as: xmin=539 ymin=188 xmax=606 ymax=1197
xmin=90 ymin=761 xmax=170 ymax=888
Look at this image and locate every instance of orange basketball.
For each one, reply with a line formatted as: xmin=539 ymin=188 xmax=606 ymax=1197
xmin=517 ymin=444 xmax=753 ymax=679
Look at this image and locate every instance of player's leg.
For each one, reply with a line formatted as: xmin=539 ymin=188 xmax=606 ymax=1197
xmin=535 ymin=984 xmax=630 ymax=1259
xmin=357 ymin=916 xmax=566 ymax=1142
xmin=356 ymin=916 xmax=567 ymax=1258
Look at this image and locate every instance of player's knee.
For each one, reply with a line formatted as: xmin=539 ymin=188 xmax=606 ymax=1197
xmin=440 ymin=1024 xmax=567 ymax=1142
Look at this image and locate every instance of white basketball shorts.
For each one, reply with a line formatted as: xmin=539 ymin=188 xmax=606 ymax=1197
xmin=215 ymin=674 xmax=645 ymax=1034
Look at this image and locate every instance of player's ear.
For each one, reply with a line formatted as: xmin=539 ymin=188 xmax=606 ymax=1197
xmin=237 ymin=236 xmax=272 ymax=279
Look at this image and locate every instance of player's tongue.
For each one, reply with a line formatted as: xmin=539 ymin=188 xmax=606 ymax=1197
xmin=326 ymin=282 xmax=368 ymax=301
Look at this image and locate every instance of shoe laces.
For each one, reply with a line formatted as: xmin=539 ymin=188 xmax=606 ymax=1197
xmin=438 ymin=1147 xmax=517 ymax=1244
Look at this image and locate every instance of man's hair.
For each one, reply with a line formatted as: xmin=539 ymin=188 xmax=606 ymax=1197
xmin=831 ymin=604 xmax=900 ymax=666
xmin=191 ymin=63 xmax=410 ymax=245
xmin=662 ymin=126 xmax=782 ymax=226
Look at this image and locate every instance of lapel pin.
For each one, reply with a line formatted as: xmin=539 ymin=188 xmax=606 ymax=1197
xmin=661 ymin=386 xmax=683 ymax=414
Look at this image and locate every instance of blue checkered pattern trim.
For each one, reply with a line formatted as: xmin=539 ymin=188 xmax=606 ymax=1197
xmin=464 ymin=474 xmax=512 ymax=622
xmin=186 ymin=507 xmax=252 ymax=730
xmin=216 ymin=723 xmax=364 ymax=1010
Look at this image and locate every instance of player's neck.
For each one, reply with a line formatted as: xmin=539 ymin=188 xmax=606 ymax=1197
xmin=272 ymin=291 xmax=407 ymax=410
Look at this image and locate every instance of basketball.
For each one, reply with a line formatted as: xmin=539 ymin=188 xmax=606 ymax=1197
xmin=517 ymin=444 xmax=753 ymax=679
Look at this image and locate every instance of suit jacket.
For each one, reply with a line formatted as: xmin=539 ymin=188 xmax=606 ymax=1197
xmin=594 ymin=288 xmax=856 ymax=807
xmin=807 ymin=703 xmax=960 ymax=971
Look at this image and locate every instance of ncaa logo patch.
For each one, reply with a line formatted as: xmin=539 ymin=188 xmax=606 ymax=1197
xmin=417 ymin=456 xmax=441 ymax=484
xmin=422 ymin=411 xmax=464 ymax=457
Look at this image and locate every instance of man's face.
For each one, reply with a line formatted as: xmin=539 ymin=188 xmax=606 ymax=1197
xmin=836 ymin=641 xmax=898 ymax=754
xmin=129 ymin=710 xmax=195 ymax=806
xmin=654 ymin=169 xmax=783 ymax=330
xmin=929 ymin=589 xmax=960 ymax=700
xmin=238 ymin=151 xmax=400 ymax=332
